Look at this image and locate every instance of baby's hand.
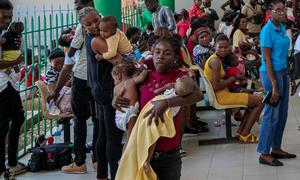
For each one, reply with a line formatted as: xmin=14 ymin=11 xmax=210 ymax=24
xmin=95 ymin=53 xmax=104 ymax=61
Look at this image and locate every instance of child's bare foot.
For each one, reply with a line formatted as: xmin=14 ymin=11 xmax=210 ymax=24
xmin=143 ymin=162 xmax=151 ymax=173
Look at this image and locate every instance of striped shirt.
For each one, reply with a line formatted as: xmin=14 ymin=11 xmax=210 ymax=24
xmin=44 ymin=67 xmax=60 ymax=85
xmin=152 ymin=5 xmax=176 ymax=32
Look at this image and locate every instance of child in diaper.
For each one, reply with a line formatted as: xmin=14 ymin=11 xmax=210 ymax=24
xmin=111 ymin=60 xmax=149 ymax=140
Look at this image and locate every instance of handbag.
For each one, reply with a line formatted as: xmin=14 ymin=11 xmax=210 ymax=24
xmin=55 ymin=86 xmax=73 ymax=115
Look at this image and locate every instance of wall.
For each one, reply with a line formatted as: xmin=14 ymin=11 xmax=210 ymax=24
xmin=11 ymin=0 xmax=74 ymax=20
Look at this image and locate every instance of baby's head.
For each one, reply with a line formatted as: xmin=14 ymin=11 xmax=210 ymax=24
xmin=99 ymin=16 xmax=118 ymax=39
xmin=48 ymin=48 xmax=65 ymax=71
xmin=58 ymin=27 xmax=75 ymax=47
xmin=224 ymin=52 xmax=239 ymax=67
xmin=9 ymin=21 xmax=24 ymax=34
xmin=175 ymin=76 xmax=195 ymax=97
xmin=111 ymin=60 xmax=136 ymax=85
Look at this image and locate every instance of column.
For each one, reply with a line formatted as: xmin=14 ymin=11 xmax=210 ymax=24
xmin=159 ymin=0 xmax=175 ymax=12
xmin=93 ymin=0 xmax=122 ymax=29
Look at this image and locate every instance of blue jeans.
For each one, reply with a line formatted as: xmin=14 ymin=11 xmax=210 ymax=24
xmin=257 ymin=70 xmax=290 ymax=154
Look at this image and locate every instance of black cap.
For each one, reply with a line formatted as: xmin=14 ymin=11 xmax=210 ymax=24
xmin=48 ymin=48 xmax=65 ymax=60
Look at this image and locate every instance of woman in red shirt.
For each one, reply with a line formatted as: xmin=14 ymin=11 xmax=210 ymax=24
xmin=113 ymin=37 xmax=202 ymax=180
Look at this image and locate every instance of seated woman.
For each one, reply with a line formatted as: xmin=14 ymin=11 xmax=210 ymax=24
xmin=231 ymin=14 xmax=250 ymax=51
xmin=204 ymin=33 xmax=264 ymax=143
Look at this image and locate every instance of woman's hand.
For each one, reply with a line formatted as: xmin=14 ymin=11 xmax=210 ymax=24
xmin=270 ymin=85 xmax=280 ymax=104
xmin=112 ymin=89 xmax=130 ymax=113
xmin=144 ymin=99 xmax=169 ymax=126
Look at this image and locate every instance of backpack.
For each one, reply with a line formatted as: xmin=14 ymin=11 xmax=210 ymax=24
xmin=28 ymin=143 xmax=73 ymax=172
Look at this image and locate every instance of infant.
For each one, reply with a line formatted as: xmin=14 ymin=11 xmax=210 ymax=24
xmin=92 ymin=16 xmax=134 ymax=63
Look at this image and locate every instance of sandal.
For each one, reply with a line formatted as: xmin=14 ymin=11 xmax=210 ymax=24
xmin=239 ymin=134 xmax=258 ymax=143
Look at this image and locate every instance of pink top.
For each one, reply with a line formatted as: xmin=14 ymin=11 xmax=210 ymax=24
xmin=189 ymin=3 xmax=204 ymax=18
xmin=177 ymin=20 xmax=190 ymax=38
xmin=140 ymin=69 xmax=187 ymax=151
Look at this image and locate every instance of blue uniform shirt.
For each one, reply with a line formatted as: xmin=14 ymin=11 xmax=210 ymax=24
xmin=260 ymin=19 xmax=290 ymax=72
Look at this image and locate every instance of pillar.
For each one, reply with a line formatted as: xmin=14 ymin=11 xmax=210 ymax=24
xmin=93 ymin=0 xmax=122 ymax=29
xmin=159 ymin=0 xmax=175 ymax=12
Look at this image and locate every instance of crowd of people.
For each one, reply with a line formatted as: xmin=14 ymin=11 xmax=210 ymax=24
xmin=1 ymin=0 xmax=300 ymax=179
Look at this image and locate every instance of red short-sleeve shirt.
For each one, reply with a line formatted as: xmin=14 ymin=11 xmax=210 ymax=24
xmin=140 ymin=69 xmax=187 ymax=151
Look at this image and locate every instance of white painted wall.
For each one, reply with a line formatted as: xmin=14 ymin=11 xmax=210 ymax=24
xmin=11 ymin=0 xmax=74 ymax=20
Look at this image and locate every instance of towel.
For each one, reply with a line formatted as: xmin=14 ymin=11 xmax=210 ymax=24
xmin=115 ymin=95 xmax=176 ymax=180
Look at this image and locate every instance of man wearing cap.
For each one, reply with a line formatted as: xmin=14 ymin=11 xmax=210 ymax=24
xmin=0 ymin=0 xmax=27 ymax=177
xmin=44 ymin=48 xmax=66 ymax=94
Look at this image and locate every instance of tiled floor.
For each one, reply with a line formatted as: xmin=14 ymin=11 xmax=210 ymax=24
xmin=16 ymin=96 xmax=300 ymax=180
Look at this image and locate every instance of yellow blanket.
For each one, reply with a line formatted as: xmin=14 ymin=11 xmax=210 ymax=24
xmin=115 ymin=95 xmax=176 ymax=180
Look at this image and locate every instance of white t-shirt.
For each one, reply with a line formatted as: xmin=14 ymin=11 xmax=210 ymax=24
xmin=65 ymin=24 xmax=88 ymax=80
xmin=217 ymin=22 xmax=234 ymax=39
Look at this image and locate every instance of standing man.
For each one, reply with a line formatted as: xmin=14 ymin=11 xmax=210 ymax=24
xmin=50 ymin=0 xmax=98 ymax=173
xmin=203 ymin=0 xmax=219 ymax=32
xmin=242 ymin=0 xmax=263 ymax=37
xmin=0 ymin=0 xmax=26 ymax=177
xmin=144 ymin=0 xmax=177 ymax=32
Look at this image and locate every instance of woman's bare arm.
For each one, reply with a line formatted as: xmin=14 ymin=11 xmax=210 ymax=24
xmin=209 ymin=58 xmax=236 ymax=91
